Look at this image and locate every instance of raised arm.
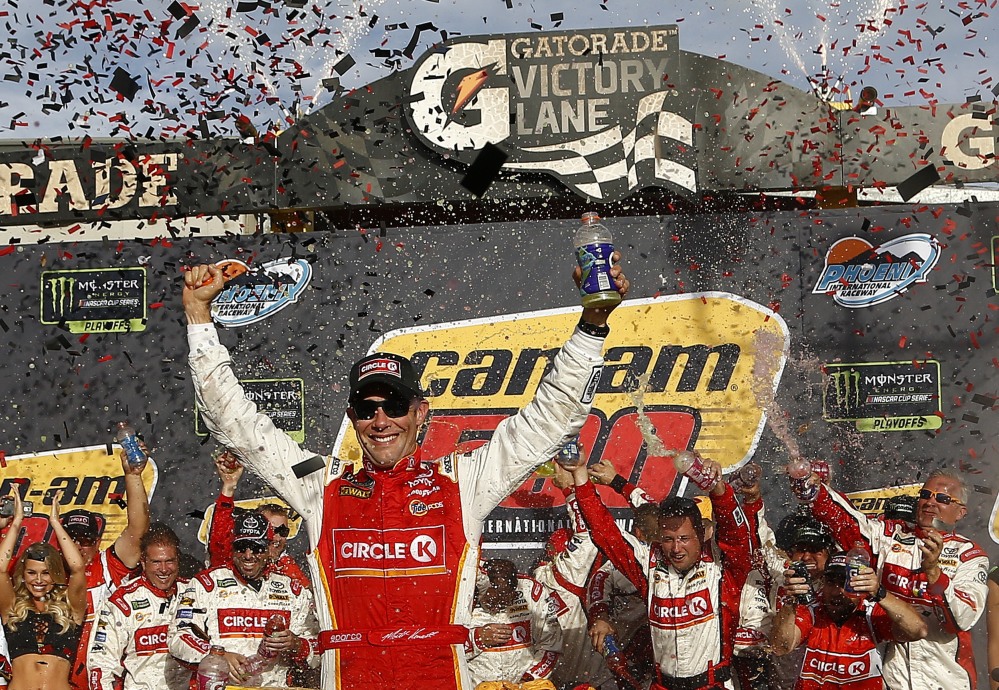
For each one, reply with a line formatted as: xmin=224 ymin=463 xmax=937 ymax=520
xmin=49 ymin=493 xmax=88 ymax=621
xmin=207 ymin=451 xmax=242 ymax=568
xmin=113 ymin=447 xmax=150 ymax=568
xmin=0 ymin=492 xmax=25 ymax=616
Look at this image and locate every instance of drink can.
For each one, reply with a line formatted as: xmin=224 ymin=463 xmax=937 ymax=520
xmin=790 ymin=560 xmax=816 ymax=605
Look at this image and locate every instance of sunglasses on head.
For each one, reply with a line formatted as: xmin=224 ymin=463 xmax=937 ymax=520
xmin=918 ymin=488 xmax=964 ymax=506
xmin=350 ymin=397 xmax=412 ymax=420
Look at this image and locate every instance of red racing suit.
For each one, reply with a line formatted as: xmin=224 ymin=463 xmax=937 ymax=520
xmin=574 ymin=481 xmax=754 ymax=690
xmin=188 ymin=323 xmax=606 ymax=690
xmin=810 ymin=485 xmax=988 ymax=690
xmin=75 ymin=547 xmax=140 ymax=690
xmin=465 ymin=575 xmax=562 ymax=685
xmin=87 ymin=575 xmax=192 ymax=690
xmin=166 ymin=566 xmax=318 ymax=686
xmin=792 ymin=601 xmax=894 ymax=689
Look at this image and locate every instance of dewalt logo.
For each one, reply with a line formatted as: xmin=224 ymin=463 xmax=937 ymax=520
xmin=330 ymin=294 xmax=788 ymax=512
xmin=0 ymin=445 xmax=158 ymax=548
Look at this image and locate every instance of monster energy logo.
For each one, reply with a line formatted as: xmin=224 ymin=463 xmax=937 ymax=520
xmin=46 ymin=276 xmax=77 ymax=317
xmin=828 ymin=370 xmax=860 ymax=412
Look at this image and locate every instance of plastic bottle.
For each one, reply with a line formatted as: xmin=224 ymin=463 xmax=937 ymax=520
xmin=672 ymin=450 xmax=717 ymax=491
xmin=845 ymin=541 xmax=870 ymax=595
xmin=196 ymin=646 xmax=229 ymax=690
xmin=240 ymin=615 xmax=288 ymax=679
xmin=603 ymin=634 xmax=641 ymax=690
xmin=114 ymin=421 xmax=147 ymax=469
xmin=789 ymin=561 xmax=816 ymax=605
xmin=554 ymin=437 xmax=582 ymax=468
xmin=786 ymin=457 xmax=818 ymax=502
xmin=727 ymin=463 xmax=762 ymax=492
xmin=574 ymin=212 xmax=621 ymax=309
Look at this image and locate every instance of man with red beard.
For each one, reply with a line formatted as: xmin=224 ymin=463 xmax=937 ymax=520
xmin=88 ymin=524 xmax=191 ymax=690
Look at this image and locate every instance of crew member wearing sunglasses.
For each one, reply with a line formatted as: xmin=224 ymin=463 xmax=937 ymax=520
xmin=771 ymin=553 xmax=927 ymax=689
xmin=205 ymin=449 xmax=311 ymax=590
xmin=168 ymin=512 xmax=318 ymax=686
xmin=182 ymin=254 xmax=630 ymax=690
xmin=807 ymin=468 xmax=988 ymax=690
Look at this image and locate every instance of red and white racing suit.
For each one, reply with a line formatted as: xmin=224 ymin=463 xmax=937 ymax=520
xmin=792 ymin=601 xmax=894 ymax=690
xmin=574 ymin=481 xmax=754 ymax=690
xmin=810 ymin=484 xmax=988 ymax=690
xmin=188 ymin=323 xmax=605 ymax=690
xmin=166 ymin=566 xmax=318 ymax=686
xmin=87 ymin=575 xmax=192 ymax=690
xmin=465 ymin=575 xmax=562 ymax=685
xmin=75 ymin=547 xmax=140 ymax=690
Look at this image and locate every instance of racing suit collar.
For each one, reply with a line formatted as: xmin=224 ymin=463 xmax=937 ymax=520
xmin=140 ymin=575 xmax=178 ymax=599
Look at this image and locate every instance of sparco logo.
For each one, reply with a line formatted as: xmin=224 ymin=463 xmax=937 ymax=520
xmin=407 ymin=25 xmax=696 ymax=201
xmin=813 ymin=234 xmax=940 ymax=307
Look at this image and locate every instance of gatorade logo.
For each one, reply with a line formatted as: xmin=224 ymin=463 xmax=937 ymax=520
xmin=332 ymin=526 xmax=446 ymax=577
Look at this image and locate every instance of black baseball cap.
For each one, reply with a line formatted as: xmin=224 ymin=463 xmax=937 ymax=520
xmin=348 ymin=352 xmax=424 ymax=403
xmin=62 ymin=510 xmax=105 ymax=542
xmin=232 ymin=512 xmax=271 ymax=549
xmin=776 ymin=514 xmax=832 ymax=552
xmin=884 ymin=494 xmax=918 ymax=523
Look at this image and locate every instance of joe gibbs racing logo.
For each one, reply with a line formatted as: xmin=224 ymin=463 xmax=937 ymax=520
xmin=329 ymin=295 xmax=788 ymax=544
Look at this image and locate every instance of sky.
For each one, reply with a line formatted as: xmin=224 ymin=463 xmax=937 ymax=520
xmin=0 ymin=0 xmax=995 ymax=141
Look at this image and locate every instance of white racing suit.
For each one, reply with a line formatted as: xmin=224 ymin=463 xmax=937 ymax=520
xmin=188 ymin=323 xmax=605 ymax=690
xmin=811 ymin=484 xmax=989 ymax=690
xmin=87 ymin=576 xmax=192 ymax=690
xmin=166 ymin=566 xmax=319 ymax=686
xmin=465 ymin=576 xmax=562 ymax=685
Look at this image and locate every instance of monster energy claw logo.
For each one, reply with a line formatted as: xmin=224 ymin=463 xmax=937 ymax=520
xmin=47 ymin=276 xmax=77 ymax=317
xmin=828 ymin=370 xmax=860 ymax=412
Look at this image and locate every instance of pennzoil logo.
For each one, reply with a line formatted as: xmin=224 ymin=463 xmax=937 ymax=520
xmin=330 ymin=294 xmax=788 ymax=539
xmin=0 ymin=445 xmax=158 ymax=548
xmin=812 ymin=234 xmax=940 ymax=308
xmin=407 ymin=25 xmax=694 ymax=201
xmin=210 ymin=258 xmax=312 ymax=327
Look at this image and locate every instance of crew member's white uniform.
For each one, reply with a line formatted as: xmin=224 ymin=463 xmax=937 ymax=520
xmin=167 ymin=566 xmax=319 ymax=686
xmin=465 ymin=576 xmax=562 ymax=685
xmin=87 ymin=575 xmax=191 ymax=690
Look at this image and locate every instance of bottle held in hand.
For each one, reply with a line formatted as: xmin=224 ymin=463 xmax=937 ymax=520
xmin=196 ymin=646 xmax=229 ymax=690
xmin=114 ymin=421 xmax=147 ymax=469
xmin=845 ymin=542 xmax=870 ymax=596
xmin=574 ymin=212 xmax=621 ymax=309
xmin=727 ymin=463 xmax=762 ymax=492
xmin=789 ymin=561 xmax=816 ymax=605
xmin=602 ymin=634 xmax=641 ymax=690
xmin=672 ymin=450 xmax=717 ymax=491
xmin=554 ymin=437 xmax=582 ymax=468
xmin=241 ymin=614 xmax=289 ymax=679
xmin=786 ymin=457 xmax=818 ymax=502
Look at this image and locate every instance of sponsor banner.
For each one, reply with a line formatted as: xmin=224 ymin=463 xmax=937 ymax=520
xmin=0 ymin=445 xmax=158 ymax=550
xmin=331 ymin=526 xmax=446 ymax=577
xmin=195 ymin=495 xmax=303 ymax=547
xmin=407 ymin=25 xmax=694 ymax=201
xmin=800 ymin=649 xmax=878 ymax=683
xmin=195 ymin=378 xmax=305 ymax=442
xmin=844 ymin=483 xmax=920 ymax=517
xmin=330 ymin=294 xmax=788 ymax=544
xmin=822 ymin=361 xmax=941 ymax=433
xmin=812 ymin=233 xmax=940 ymax=308
xmin=134 ymin=625 xmax=169 ymax=655
xmin=40 ymin=267 xmax=146 ymax=333
xmin=210 ymin=258 xmax=313 ymax=327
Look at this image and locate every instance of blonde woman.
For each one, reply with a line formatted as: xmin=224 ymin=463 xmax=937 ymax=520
xmin=0 ymin=491 xmax=87 ymax=690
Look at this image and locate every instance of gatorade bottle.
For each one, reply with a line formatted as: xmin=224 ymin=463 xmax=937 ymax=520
xmin=196 ymin=646 xmax=228 ymax=690
xmin=114 ymin=421 xmax=147 ymax=469
xmin=845 ymin=541 xmax=871 ymax=595
xmin=574 ymin=212 xmax=621 ymax=308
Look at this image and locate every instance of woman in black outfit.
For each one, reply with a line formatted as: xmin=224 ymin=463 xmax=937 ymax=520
xmin=0 ymin=491 xmax=87 ymax=690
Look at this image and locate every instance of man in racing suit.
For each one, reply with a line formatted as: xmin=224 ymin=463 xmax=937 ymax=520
xmin=806 ymin=469 xmax=988 ymax=690
xmin=167 ymin=512 xmax=318 ymax=686
xmin=465 ymin=560 xmax=562 ymax=686
xmin=181 ymin=258 xmax=629 ymax=690
xmin=568 ymin=456 xmax=754 ymax=690
xmin=88 ymin=524 xmax=191 ymax=690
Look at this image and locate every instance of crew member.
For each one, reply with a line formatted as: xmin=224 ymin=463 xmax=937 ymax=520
xmin=88 ymin=524 xmax=190 ymax=690
xmin=181 ymin=256 xmax=629 ymax=690
xmin=167 ymin=512 xmax=318 ymax=686
xmin=466 ymin=559 xmax=562 ymax=686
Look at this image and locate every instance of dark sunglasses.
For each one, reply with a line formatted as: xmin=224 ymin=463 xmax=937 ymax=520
xmin=918 ymin=488 xmax=964 ymax=506
xmin=350 ymin=397 xmax=412 ymax=420
xmin=272 ymin=525 xmax=290 ymax=538
xmin=234 ymin=542 xmax=268 ymax=554
xmin=71 ymin=536 xmax=99 ymax=547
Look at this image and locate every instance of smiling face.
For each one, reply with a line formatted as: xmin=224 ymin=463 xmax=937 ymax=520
xmin=658 ymin=516 xmax=703 ymax=573
xmin=916 ymin=475 xmax=967 ymax=530
xmin=347 ymin=386 xmax=428 ymax=469
xmin=22 ymin=559 xmax=55 ymax=601
xmin=232 ymin=542 xmax=269 ymax=581
xmin=260 ymin=509 xmax=289 ymax=560
xmin=142 ymin=544 xmax=180 ymax=593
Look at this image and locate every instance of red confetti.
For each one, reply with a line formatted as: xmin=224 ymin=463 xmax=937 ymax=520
xmin=149 ymin=302 xmax=164 ymax=309
xmin=98 ymin=355 xmax=114 ymax=363
xmin=898 ymin=336 xmax=907 ymax=348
